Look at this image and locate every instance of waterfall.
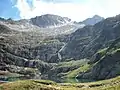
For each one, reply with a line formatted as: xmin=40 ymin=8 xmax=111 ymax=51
xmin=57 ymin=43 xmax=66 ymax=60
xmin=58 ymin=53 xmax=62 ymax=60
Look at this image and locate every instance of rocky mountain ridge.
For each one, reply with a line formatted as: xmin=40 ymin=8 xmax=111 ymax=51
xmin=30 ymin=14 xmax=72 ymax=28
xmin=0 ymin=15 xmax=83 ymax=37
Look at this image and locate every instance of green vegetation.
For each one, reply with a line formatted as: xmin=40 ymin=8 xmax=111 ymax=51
xmin=66 ymin=64 xmax=90 ymax=78
xmin=57 ymin=59 xmax=89 ymax=68
xmin=19 ymin=67 xmax=38 ymax=76
xmin=0 ymin=71 xmax=21 ymax=77
xmin=96 ymin=47 xmax=120 ymax=63
xmin=97 ymin=48 xmax=108 ymax=56
xmin=97 ymin=40 xmax=120 ymax=56
xmin=65 ymin=64 xmax=91 ymax=83
xmin=111 ymin=48 xmax=120 ymax=54
xmin=0 ymin=80 xmax=57 ymax=90
xmin=0 ymin=71 xmax=23 ymax=82
xmin=0 ymin=76 xmax=120 ymax=90
xmin=56 ymin=59 xmax=91 ymax=83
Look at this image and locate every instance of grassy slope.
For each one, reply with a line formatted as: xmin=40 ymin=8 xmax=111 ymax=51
xmin=0 ymin=80 xmax=58 ymax=90
xmin=0 ymin=76 xmax=120 ymax=90
xmin=57 ymin=59 xmax=89 ymax=68
xmin=64 ymin=64 xmax=91 ymax=83
xmin=57 ymin=59 xmax=91 ymax=83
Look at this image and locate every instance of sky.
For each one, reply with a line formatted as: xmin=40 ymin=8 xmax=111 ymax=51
xmin=0 ymin=0 xmax=120 ymax=21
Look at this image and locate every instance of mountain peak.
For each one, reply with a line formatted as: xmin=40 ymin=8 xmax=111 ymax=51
xmin=93 ymin=15 xmax=102 ymax=18
xmin=79 ymin=15 xmax=104 ymax=25
xmin=40 ymin=14 xmax=60 ymax=17
xmin=30 ymin=14 xmax=72 ymax=28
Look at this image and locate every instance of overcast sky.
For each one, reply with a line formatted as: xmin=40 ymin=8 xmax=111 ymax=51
xmin=0 ymin=0 xmax=120 ymax=21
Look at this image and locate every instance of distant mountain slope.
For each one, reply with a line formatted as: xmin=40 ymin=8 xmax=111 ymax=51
xmin=30 ymin=14 xmax=71 ymax=28
xmin=61 ymin=14 xmax=120 ymax=60
xmin=79 ymin=15 xmax=104 ymax=25
xmin=0 ymin=14 xmax=82 ymax=36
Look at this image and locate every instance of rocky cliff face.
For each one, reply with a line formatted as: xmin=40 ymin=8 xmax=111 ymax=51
xmin=61 ymin=14 xmax=120 ymax=60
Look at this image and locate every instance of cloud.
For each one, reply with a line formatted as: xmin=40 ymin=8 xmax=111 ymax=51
xmin=13 ymin=0 xmax=120 ymax=21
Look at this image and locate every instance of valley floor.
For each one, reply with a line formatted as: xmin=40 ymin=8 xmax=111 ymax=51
xmin=0 ymin=76 xmax=120 ymax=90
